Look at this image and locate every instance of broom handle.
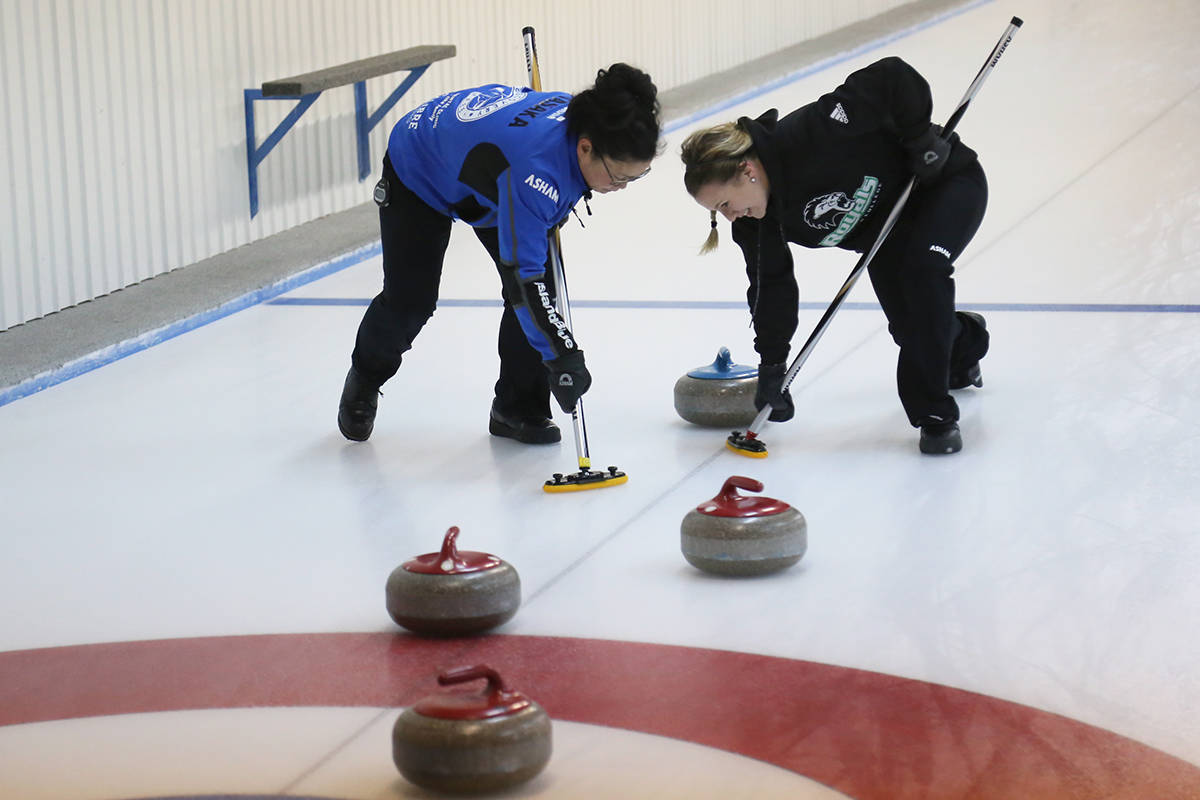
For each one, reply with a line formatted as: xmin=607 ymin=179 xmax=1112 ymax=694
xmin=523 ymin=26 xmax=592 ymax=469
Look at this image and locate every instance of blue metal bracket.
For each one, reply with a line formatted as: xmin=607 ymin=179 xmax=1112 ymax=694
xmin=354 ymin=64 xmax=430 ymax=180
xmin=244 ymin=64 xmax=433 ymax=218
xmin=244 ymin=89 xmax=321 ymax=218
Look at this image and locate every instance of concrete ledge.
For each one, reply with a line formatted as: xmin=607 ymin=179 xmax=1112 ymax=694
xmin=0 ymin=204 xmax=379 ymax=401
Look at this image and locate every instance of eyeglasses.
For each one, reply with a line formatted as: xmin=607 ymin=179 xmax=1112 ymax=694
xmin=599 ymin=154 xmax=651 ymax=186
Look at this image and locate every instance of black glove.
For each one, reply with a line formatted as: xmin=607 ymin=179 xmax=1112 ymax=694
xmin=754 ymin=362 xmax=795 ymax=422
xmin=903 ymin=124 xmax=952 ymax=184
xmin=545 ymin=350 xmax=592 ymax=412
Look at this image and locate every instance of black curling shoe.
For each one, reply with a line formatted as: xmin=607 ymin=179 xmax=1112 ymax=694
xmin=950 ymin=362 xmax=983 ymax=390
xmin=950 ymin=311 xmax=987 ymax=389
xmin=488 ymin=403 xmax=561 ymax=444
xmin=338 ymin=366 xmax=380 ymax=442
xmin=920 ymin=421 xmax=962 ymax=455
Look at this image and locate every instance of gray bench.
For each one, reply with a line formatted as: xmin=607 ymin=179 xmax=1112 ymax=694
xmin=244 ymin=44 xmax=455 ymax=217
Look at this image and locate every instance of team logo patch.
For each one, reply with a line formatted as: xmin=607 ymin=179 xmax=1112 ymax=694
xmin=804 ymin=176 xmax=880 ymax=247
xmin=804 ymin=191 xmax=854 ymax=231
xmin=455 ymin=86 xmax=526 ymax=122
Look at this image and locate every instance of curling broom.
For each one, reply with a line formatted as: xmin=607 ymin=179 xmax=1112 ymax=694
xmin=523 ymin=25 xmax=628 ymax=493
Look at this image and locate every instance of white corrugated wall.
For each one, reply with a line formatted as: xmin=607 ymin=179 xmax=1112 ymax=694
xmin=0 ymin=0 xmax=911 ymax=331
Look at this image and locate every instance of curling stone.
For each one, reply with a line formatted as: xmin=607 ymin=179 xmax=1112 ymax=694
xmin=393 ymin=664 xmax=552 ymax=794
xmin=385 ymin=526 xmax=521 ymax=636
xmin=681 ymin=476 xmax=807 ymax=576
xmin=673 ymin=347 xmax=759 ymax=427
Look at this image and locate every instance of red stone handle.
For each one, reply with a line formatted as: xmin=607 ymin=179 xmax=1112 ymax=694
xmin=437 ymin=526 xmax=463 ymax=566
xmin=719 ymin=476 xmax=763 ymax=501
xmin=698 ymin=476 xmax=789 ymax=517
xmin=438 ymin=664 xmax=511 ymax=694
xmin=403 ymin=526 xmax=501 ymax=575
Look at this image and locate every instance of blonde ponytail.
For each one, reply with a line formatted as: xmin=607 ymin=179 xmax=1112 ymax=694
xmin=699 ymin=210 xmax=719 ymax=254
xmin=680 ymin=122 xmax=756 ymax=254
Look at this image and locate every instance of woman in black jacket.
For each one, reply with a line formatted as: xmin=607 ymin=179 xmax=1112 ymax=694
xmin=680 ymin=56 xmax=989 ymax=455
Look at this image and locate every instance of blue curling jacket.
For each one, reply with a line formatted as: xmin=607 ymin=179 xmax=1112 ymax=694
xmin=387 ymin=84 xmax=590 ymax=361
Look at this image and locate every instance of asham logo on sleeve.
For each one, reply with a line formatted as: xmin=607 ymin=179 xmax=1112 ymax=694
xmin=524 ymin=174 xmax=559 ymax=204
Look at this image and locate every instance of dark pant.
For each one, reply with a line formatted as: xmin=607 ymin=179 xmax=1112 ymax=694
xmin=350 ymin=156 xmax=552 ymax=418
xmin=867 ymin=161 xmax=989 ymax=427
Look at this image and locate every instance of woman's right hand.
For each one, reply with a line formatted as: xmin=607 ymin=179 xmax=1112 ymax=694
xmin=546 ymin=351 xmax=591 ymax=412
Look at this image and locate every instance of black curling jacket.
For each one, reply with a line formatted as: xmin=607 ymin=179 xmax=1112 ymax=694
xmin=731 ymin=56 xmax=978 ymax=365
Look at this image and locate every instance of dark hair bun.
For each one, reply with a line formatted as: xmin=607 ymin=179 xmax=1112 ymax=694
xmin=566 ymin=63 xmax=661 ymax=162
xmin=593 ymin=63 xmax=658 ymax=112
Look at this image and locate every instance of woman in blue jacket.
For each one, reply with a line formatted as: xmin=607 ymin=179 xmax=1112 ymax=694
xmin=339 ymin=64 xmax=660 ymax=443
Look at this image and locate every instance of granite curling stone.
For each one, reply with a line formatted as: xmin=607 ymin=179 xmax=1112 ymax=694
xmin=393 ymin=664 xmax=552 ymax=794
xmin=386 ymin=526 xmax=521 ymax=636
xmin=681 ymin=476 xmax=807 ymax=576
xmin=673 ymin=347 xmax=760 ymax=428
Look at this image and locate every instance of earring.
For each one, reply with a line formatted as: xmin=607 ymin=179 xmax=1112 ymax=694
xmin=750 ymin=177 xmax=757 ymax=183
